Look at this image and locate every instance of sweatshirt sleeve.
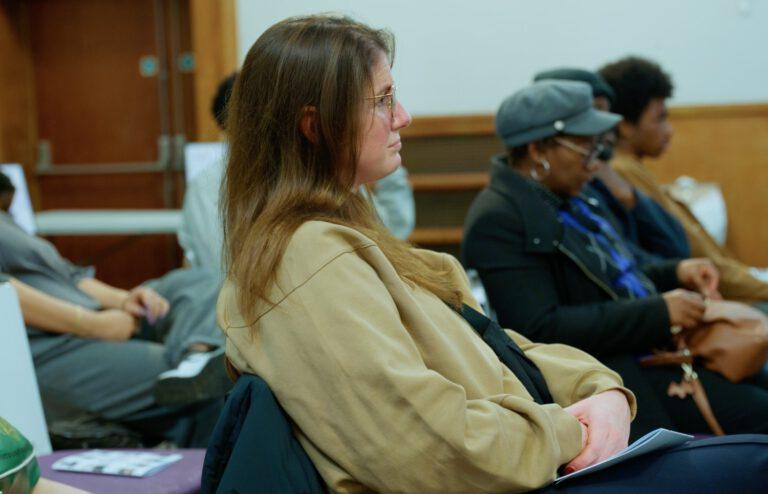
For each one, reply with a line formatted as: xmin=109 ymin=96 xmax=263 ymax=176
xmin=434 ymin=249 xmax=637 ymax=416
xmin=225 ymin=248 xmax=584 ymax=493
xmin=504 ymin=330 xmax=637 ymax=419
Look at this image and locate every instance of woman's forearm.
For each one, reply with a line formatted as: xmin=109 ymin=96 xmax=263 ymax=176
xmin=77 ymin=278 xmax=130 ymax=310
xmin=8 ymin=278 xmax=95 ymax=337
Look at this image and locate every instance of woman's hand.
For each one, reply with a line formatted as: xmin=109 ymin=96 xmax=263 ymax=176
xmin=83 ymin=309 xmax=139 ymax=341
xmin=563 ymin=389 xmax=631 ymax=474
xmin=662 ymin=288 xmax=706 ymax=329
xmin=121 ymin=286 xmax=169 ymax=324
xmin=677 ymin=258 xmax=721 ymax=300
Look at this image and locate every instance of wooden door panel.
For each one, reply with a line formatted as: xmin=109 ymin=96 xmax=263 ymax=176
xmin=37 ymin=173 xmax=166 ymax=209
xmin=29 ymin=0 xmax=178 ymax=284
xmin=31 ymin=0 xmax=162 ymax=164
xmin=49 ymin=235 xmax=180 ymax=289
xmin=1 ymin=0 xmax=237 ymax=287
xmin=0 ymin=2 xmax=39 ymax=203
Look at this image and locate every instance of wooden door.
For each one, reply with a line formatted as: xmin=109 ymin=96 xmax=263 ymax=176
xmin=0 ymin=0 xmax=236 ymax=287
xmin=30 ymin=0 xmax=176 ymax=287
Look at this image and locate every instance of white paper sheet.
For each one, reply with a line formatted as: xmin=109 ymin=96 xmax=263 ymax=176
xmin=554 ymin=428 xmax=693 ymax=485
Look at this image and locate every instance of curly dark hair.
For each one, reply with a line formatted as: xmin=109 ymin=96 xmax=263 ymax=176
xmin=211 ymin=72 xmax=238 ymax=131
xmin=599 ymin=56 xmax=673 ymax=123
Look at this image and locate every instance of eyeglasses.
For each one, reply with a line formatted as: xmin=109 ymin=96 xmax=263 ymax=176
xmin=554 ymin=137 xmax=605 ymax=168
xmin=365 ymin=86 xmax=396 ymax=120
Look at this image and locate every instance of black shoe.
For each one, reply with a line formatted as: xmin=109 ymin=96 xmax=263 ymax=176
xmin=154 ymin=348 xmax=232 ymax=406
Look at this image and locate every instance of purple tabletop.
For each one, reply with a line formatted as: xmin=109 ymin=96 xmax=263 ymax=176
xmin=38 ymin=449 xmax=205 ymax=494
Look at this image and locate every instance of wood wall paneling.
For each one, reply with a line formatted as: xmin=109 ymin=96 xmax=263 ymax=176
xmin=0 ymin=1 xmax=39 ymax=205
xmin=400 ymin=134 xmax=502 ymax=173
xmin=403 ymin=104 xmax=768 ymax=271
xmin=646 ymin=104 xmax=768 ymax=266
xmin=402 ymin=114 xmax=495 ymax=138
xmin=189 ymin=0 xmax=238 ymax=141
xmin=50 ymin=235 xmax=181 ymax=289
xmin=409 ymin=172 xmax=488 ymax=192
xmin=37 ymin=173 xmax=166 ymax=209
xmin=414 ymin=190 xmax=482 ymax=228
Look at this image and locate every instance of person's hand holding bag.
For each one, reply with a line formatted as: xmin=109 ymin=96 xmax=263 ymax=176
xmin=677 ymin=258 xmax=721 ymax=300
xmin=663 ymin=289 xmax=706 ymax=330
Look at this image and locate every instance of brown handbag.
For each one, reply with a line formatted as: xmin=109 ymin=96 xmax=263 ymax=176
xmin=640 ymin=300 xmax=768 ymax=435
xmin=687 ymin=300 xmax=768 ymax=381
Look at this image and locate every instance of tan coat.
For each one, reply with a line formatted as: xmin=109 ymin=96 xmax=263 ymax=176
xmin=612 ymin=151 xmax=768 ymax=302
xmin=217 ymin=221 xmax=636 ymax=493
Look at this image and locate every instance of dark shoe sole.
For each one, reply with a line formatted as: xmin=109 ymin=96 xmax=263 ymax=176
xmin=154 ymin=352 xmax=232 ymax=406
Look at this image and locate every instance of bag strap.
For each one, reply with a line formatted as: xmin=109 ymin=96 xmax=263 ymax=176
xmin=690 ymin=378 xmax=725 ymax=436
xmin=457 ymin=304 xmax=554 ymax=405
xmin=639 ymin=348 xmax=725 ymax=435
xmin=639 ymin=349 xmax=692 ymax=367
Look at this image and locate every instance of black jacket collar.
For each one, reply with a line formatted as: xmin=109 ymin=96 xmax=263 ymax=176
xmin=488 ymin=155 xmax=564 ymax=253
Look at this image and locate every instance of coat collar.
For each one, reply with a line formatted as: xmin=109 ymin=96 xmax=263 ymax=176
xmin=488 ymin=155 xmax=564 ymax=253
xmin=485 ymin=156 xmax=624 ymax=298
xmin=487 ymin=156 xmax=607 ymax=254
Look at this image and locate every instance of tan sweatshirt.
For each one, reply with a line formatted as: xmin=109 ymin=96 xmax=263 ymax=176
xmin=218 ymin=220 xmax=636 ymax=493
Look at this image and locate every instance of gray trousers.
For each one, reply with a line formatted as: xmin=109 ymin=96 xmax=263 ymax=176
xmin=31 ymin=268 xmax=224 ymax=446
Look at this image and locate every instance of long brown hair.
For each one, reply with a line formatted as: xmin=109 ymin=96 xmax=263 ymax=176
xmin=223 ymin=15 xmax=463 ymax=324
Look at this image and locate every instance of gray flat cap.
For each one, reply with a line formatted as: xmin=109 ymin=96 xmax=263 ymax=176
xmin=495 ymin=80 xmax=621 ymax=148
xmin=533 ymin=68 xmax=616 ymax=105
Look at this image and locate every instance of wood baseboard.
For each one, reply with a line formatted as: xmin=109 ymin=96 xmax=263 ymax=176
xmin=409 ymin=227 xmax=463 ymax=246
xmin=409 ymin=172 xmax=489 ymax=192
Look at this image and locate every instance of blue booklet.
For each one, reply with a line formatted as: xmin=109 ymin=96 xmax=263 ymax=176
xmin=555 ymin=428 xmax=693 ymax=484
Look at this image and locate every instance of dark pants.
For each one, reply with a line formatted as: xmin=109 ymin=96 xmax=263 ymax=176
xmin=535 ymin=435 xmax=768 ymax=493
xmin=601 ymin=355 xmax=768 ymax=440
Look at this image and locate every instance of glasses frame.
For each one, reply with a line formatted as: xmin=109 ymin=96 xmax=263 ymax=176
xmin=365 ymin=86 xmax=396 ymax=120
xmin=554 ymin=137 xmax=605 ymax=168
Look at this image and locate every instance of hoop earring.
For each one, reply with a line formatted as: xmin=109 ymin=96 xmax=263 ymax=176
xmin=530 ymin=159 xmax=551 ymax=181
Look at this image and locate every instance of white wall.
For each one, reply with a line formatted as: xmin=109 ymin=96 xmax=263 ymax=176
xmin=236 ymin=0 xmax=768 ymax=115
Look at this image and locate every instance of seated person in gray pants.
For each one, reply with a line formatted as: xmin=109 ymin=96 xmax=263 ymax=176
xmin=0 ymin=188 xmax=228 ymax=447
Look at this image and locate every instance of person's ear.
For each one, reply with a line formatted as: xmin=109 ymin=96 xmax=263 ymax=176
xmin=300 ymin=106 xmax=319 ymax=144
xmin=527 ymin=141 xmax=544 ymax=162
